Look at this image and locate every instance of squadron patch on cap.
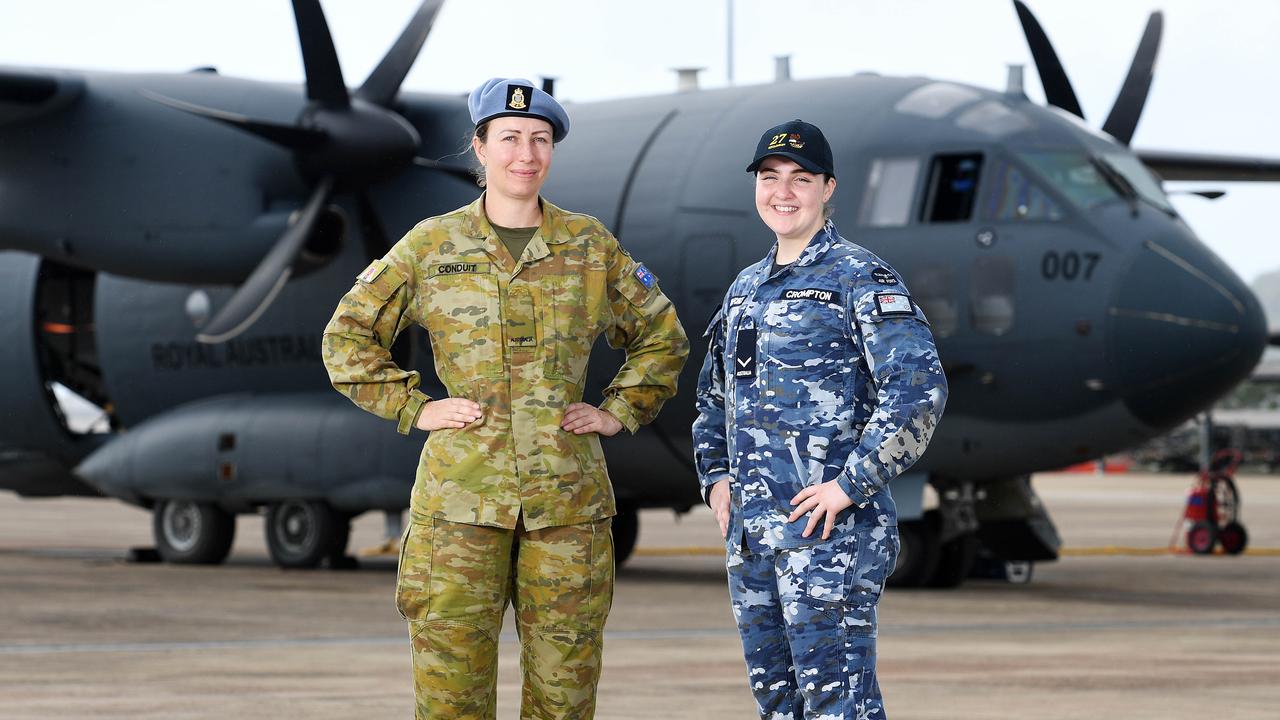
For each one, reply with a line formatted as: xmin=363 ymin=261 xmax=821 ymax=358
xmin=787 ymin=133 xmax=805 ymax=149
xmin=871 ymin=267 xmax=899 ymax=285
xmin=506 ymin=84 xmax=532 ymax=111
xmin=875 ymin=292 xmax=914 ymax=317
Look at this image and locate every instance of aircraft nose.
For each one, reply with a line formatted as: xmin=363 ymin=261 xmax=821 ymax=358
xmin=1106 ymin=234 xmax=1266 ymax=429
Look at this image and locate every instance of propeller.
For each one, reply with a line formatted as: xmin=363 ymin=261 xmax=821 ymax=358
xmin=1012 ymin=1 xmax=1163 ymax=145
xmin=146 ymin=0 xmax=454 ymax=344
xmin=1101 ymin=11 xmax=1163 ymax=145
xmin=1012 ymin=0 xmax=1083 ymax=119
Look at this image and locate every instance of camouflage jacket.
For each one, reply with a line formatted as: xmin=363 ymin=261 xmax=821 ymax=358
xmin=692 ymin=221 xmax=947 ymax=551
xmin=323 ymin=195 xmax=689 ymax=530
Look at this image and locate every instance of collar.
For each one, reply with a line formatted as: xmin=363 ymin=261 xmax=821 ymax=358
xmin=460 ymin=193 xmax=573 ymax=245
xmin=459 ymin=193 xmax=574 ymax=270
xmin=755 ymin=220 xmax=840 ymax=286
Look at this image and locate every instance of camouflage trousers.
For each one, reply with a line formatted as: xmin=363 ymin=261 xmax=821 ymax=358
xmin=726 ymin=525 xmax=899 ymax=720
xmin=396 ymin=513 xmax=614 ymax=719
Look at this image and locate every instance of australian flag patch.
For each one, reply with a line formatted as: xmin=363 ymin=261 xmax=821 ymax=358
xmin=634 ymin=263 xmax=656 ymax=289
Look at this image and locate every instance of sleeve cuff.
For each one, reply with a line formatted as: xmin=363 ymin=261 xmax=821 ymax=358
xmin=836 ymin=469 xmax=873 ymax=509
xmin=700 ymin=468 xmax=729 ymax=508
xmin=600 ymin=396 xmax=640 ymax=434
xmin=396 ymin=390 xmax=431 ymax=435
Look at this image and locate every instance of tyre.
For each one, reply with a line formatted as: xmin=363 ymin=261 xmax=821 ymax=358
xmin=612 ymin=505 xmax=639 ymax=567
xmin=1218 ymin=521 xmax=1248 ymax=555
xmin=887 ymin=519 xmax=938 ymax=588
xmin=152 ymin=499 xmax=236 ymax=565
xmin=265 ymin=499 xmax=342 ymax=569
xmin=1186 ymin=521 xmax=1218 ymax=555
xmin=928 ymin=532 xmax=978 ymax=588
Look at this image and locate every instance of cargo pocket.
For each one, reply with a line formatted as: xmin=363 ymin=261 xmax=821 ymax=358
xmin=797 ymin=532 xmax=860 ymax=608
xmin=395 ymin=516 xmax=434 ymax=621
xmin=586 ymin=517 xmax=615 ymax=628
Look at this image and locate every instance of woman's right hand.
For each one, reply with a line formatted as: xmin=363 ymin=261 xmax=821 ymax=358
xmin=709 ymin=477 xmax=730 ymax=539
xmin=415 ymin=398 xmax=482 ymax=431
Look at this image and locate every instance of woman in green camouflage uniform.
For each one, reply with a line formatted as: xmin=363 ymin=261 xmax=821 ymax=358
xmin=322 ymin=78 xmax=688 ymax=719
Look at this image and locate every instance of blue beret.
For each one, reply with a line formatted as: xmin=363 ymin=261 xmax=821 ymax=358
xmin=468 ymin=77 xmax=569 ymax=142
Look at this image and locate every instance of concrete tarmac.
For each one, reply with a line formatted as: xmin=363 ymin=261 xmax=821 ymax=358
xmin=1 ymin=472 xmax=1278 ymax=719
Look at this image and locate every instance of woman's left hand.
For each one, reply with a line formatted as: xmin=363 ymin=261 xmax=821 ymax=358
xmin=788 ymin=481 xmax=855 ymax=540
xmin=560 ymin=403 xmax=623 ymax=437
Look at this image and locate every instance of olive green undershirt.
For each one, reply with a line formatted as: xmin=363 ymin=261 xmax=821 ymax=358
xmin=491 ymin=222 xmax=539 ymax=262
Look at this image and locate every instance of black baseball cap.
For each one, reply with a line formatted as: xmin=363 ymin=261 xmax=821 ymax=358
xmin=745 ymin=119 xmax=835 ymax=178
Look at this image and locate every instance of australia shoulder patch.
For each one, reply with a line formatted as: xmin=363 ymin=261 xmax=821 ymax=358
xmin=633 ymin=263 xmax=656 ymax=289
xmin=875 ymin=292 xmax=914 ymax=317
xmin=358 ymin=260 xmax=387 ymax=284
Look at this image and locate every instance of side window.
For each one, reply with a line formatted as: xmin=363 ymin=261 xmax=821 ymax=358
xmin=970 ymin=256 xmax=1015 ymax=336
xmin=922 ymin=153 xmax=983 ymax=223
xmin=982 ymin=157 xmax=1063 ymax=221
xmin=857 ymin=157 xmax=920 ymax=228
xmin=911 ymin=265 xmax=957 ymax=338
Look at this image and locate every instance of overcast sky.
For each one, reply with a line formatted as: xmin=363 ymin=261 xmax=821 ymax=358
xmin=2 ymin=0 xmax=1278 ymax=282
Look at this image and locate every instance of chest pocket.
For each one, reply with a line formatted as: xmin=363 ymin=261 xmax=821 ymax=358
xmin=762 ymin=294 xmax=851 ymax=406
xmin=543 ymin=267 xmax=608 ymax=383
xmin=422 ymin=267 xmax=503 ymax=379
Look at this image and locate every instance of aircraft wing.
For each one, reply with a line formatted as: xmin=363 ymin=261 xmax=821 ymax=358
xmin=0 ymin=67 xmax=84 ymax=125
xmin=1137 ymin=149 xmax=1280 ymax=182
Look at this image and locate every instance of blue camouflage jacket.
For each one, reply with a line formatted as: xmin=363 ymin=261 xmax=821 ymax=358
xmin=693 ymin=221 xmax=947 ymax=552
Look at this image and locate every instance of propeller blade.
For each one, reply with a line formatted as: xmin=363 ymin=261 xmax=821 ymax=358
xmin=1012 ymin=0 xmax=1085 ymax=119
xmin=140 ymin=90 xmax=327 ymax=150
xmin=356 ymin=191 xmax=393 ymax=260
xmin=291 ymin=0 xmax=350 ymax=109
xmin=412 ymin=156 xmax=477 ymax=184
xmin=196 ymin=176 xmax=336 ymax=344
xmin=357 ymin=0 xmax=445 ymax=107
xmin=1101 ymin=11 xmax=1163 ymax=145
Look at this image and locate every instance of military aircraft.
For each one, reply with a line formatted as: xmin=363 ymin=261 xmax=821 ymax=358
xmin=2 ymin=0 xmax=1278 ymax=585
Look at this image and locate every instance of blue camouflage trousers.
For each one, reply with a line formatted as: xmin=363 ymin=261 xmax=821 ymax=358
xmin=727 ymin=525 xmax=900 ymax=720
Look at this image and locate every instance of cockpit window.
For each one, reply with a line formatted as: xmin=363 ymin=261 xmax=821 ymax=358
xmin=1018 ymin=151 xmax=1119 ymax=210
xmin=981 ymin=156 xmax=1063 ymax=221
xmin=1101 ymin=152 xmax=1175 ymax=213
xmin=858 ymin=157 xmax=920 ymax=227
xmin=922 ymin=153 xmax=983 ymax=223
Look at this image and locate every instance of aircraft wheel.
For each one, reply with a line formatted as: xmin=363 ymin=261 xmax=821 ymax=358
xmin=265 ymin=500 xmax=341 ymax=569
xmin=612 ymin=504 xmax=639 ymax=567
xmin=928 ymin=531 xmax=978 ymax=588
xmin=887 ymin=519 xmax=938 ymax=588
xmin=153 ymin=499 xmax=235 ymax=565
xmin=1186 ymin=521 xmax=1218 ymax=555
xmin=1218 ymin=521 xmax=1248 ymax=555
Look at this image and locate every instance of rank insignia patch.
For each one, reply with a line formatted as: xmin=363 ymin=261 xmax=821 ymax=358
xmin=735 ymin=327 xmax=757 ymax=380
xmin=875 ymin=292 xmax=914 ymax=317
xmin=634 ymin=263 xmax=656 ymax=289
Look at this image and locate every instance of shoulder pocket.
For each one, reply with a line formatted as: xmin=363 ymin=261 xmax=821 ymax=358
xmin=357 ymin=260 xmax=407 ymax=301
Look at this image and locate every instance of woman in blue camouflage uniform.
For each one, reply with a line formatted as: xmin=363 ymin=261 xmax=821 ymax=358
xmin=692 ymin=120 xmax=948 ymax=719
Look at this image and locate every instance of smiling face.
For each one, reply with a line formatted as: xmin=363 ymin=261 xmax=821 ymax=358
xmin=753 ymin=156 xmax=836 ymax=243
xmin=472 ymin=116 xmax=554 ymax=203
